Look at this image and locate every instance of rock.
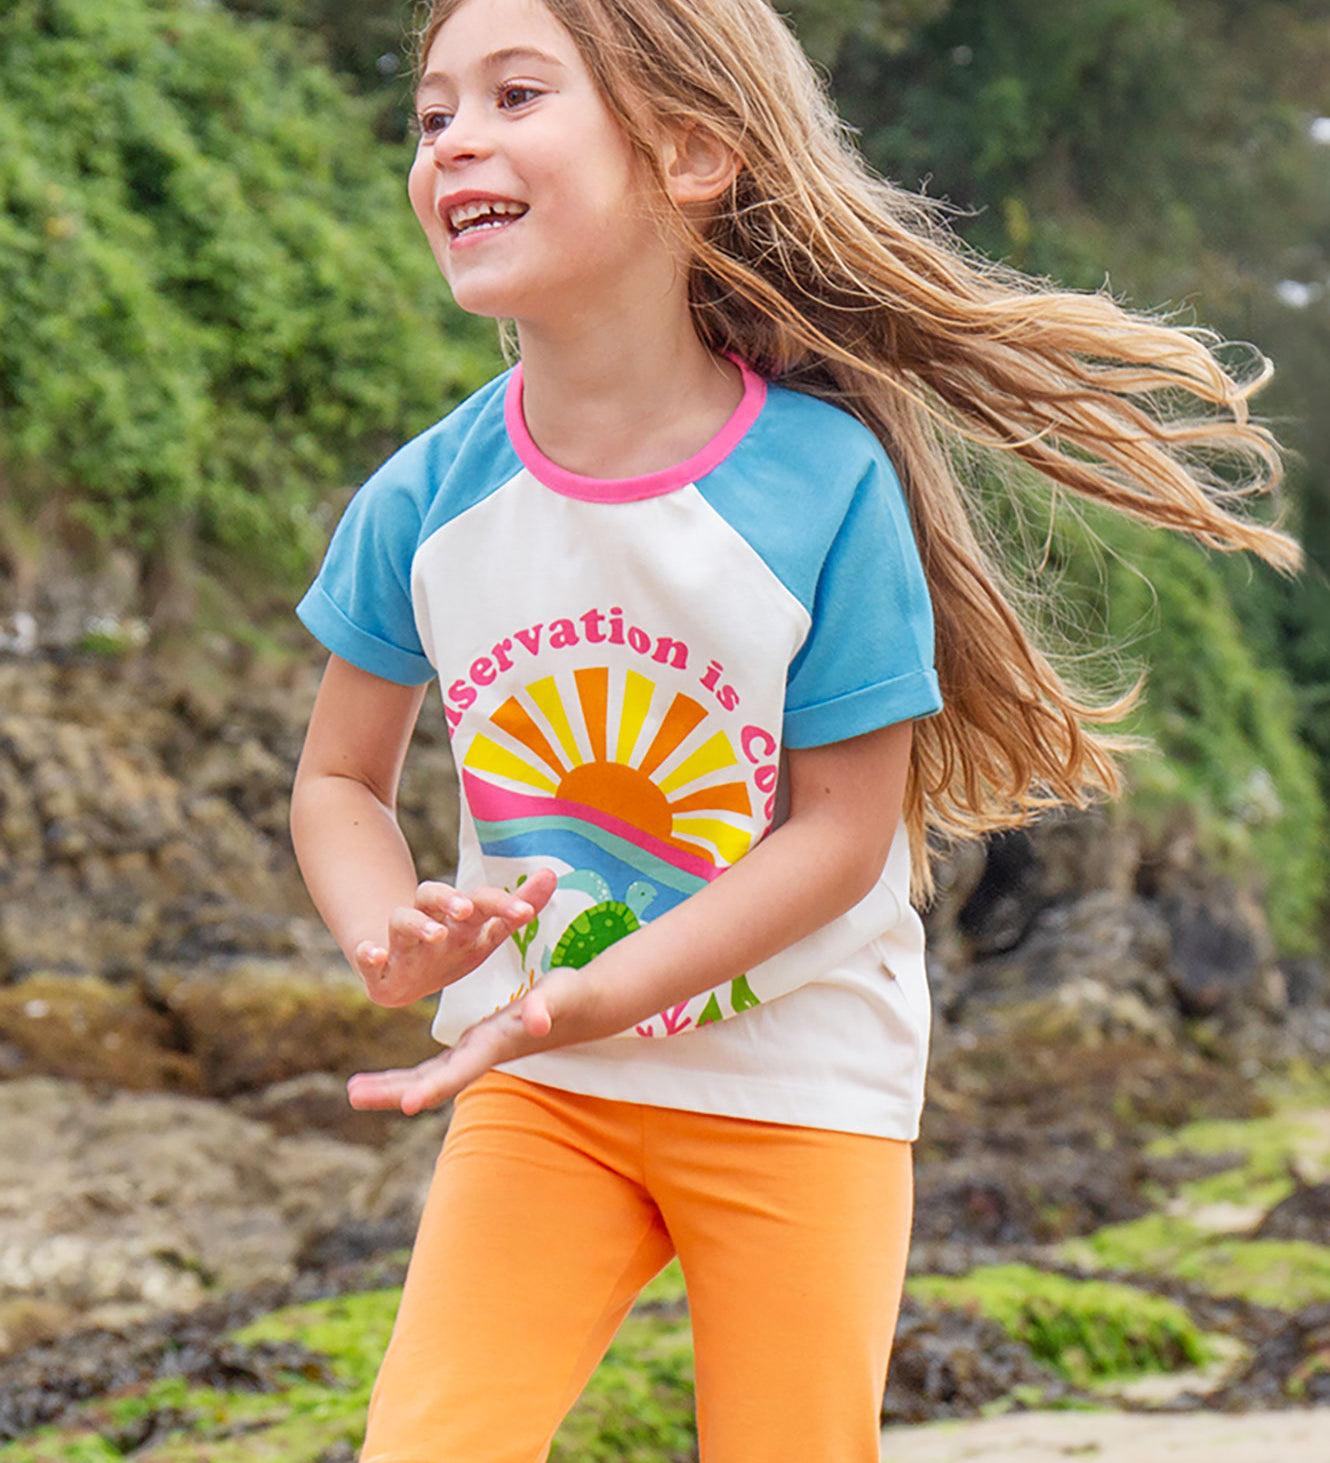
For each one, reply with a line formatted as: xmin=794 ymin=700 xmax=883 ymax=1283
xmin=150 ymin=893 xmax=305 ymax=963
xmin=1282 ymin=958 xmax=1328 ymax=1010
xmin=922 ymin=839 xmax=987 ymax=973
xmin=1207 ymin=1302 xmax=1330 ymax=1408
xmin=0 ymin=1297 xmax=75 ymax=1356
xmin=0 ymin=1077 xmax=398 ymax=1343
xmin=946 ymin=892 xmax=1180 ymax=1045
xmin=0 ymin=1281 xmax=348 ymax=1442
xmin=357 ymin=1108 xmax=453 ymax=1231
xmin=881 ymin=1294 xmax=1073 ymax=1423
xmin=163 ymin=964 xmax=441 ymax=1096
xmin=0 ymin=650 xmax=462 ymax=993
xmin=1253 ymin=1179 xmax=1330 ymax=1245
xmin=0 ymin=963 xmax=442 ymax=1100
xmin=952 ymin=810 xmax=1138 ymax=960
xmin=0 ymin=974 xmax=201 ymax=1091
xmin=233 ymin=1072 xmax=408 ymax=1147
xmin=913 ymin=1146 xmax=1148 ymax=1247
xmin=1158 ymin=879 xmax=1278 ymax=1018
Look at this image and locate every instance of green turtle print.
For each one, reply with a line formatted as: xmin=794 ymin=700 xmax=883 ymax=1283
xmin=541 ymin=870 xmax=657 ymax=972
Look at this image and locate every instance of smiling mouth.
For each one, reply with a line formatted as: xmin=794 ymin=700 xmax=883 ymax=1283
xmin=447 ymin=199 xmax=529 ymax=237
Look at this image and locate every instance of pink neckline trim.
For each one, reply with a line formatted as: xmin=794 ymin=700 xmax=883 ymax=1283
xmin=504 ymin=355 xmax=767 ymax=502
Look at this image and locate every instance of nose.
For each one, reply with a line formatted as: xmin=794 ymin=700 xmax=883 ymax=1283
xmin=430 ymin=102 xmax=493 ymax=168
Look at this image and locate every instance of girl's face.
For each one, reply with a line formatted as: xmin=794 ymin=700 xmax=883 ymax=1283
xmin=409 ymin=0 xmax=670 ymax=326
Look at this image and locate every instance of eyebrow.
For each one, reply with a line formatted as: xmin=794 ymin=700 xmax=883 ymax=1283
xmin=417 ymin=46 xmax=567 ymax=89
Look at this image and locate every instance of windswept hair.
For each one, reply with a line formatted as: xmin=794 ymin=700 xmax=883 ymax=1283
xmin=416 ymin=0 xmax=1299 ymax=898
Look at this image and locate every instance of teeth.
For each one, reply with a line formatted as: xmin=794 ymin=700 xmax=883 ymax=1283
xmin=448 ymin=199 xmax=527 ymax=232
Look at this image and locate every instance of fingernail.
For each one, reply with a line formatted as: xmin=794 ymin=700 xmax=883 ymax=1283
xmin=511 ymin=903 xmax=532 ymax=920
xmin=450 ymin=901 xmax=469 ymax=917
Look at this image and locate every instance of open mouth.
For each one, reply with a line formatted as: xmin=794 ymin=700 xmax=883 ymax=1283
xmin=447 ymin=199 xmax=529 ymax=238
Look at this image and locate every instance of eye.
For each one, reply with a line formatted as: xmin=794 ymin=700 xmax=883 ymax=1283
xmin=415 ymin=106 xmax=453 ymax=138
xmin=497 ymin=83 xmax=542 ymax=110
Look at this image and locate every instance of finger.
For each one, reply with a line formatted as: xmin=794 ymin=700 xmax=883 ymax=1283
xmin=400 ymin=1011 xmax=527 ymax=1110
xmin=347 ymin=1057 xmax=450 ymax=1111
xmin=518 ymin=867 xmax=559 ymax=913
xmin=388 ymin=904 xmax=446 ymax=948
xmin=456 ymin=885 xmax=536 ymax=929
xmin=415 ymin=881 xmax=469 ymax=920
xmin=520 ymin=986 xmax=553 ymax=1039
xmin=353 ymin=941 xmax=388 ymax=980
xmin=346 ymin=1068 xmax=417 ymax=1110
xmin=477 ymin=914 xmax=519 ymax=952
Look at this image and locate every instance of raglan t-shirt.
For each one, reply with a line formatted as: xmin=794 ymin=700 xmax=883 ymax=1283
xmin=297 ymin=358 xmax=943 ymax=1139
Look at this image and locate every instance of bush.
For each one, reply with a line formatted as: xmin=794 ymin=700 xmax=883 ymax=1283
xmin=0 ymin=0 xmax=497 ymax=586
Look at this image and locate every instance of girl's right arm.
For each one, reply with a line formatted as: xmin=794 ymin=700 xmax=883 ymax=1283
xmin=290 ymin=654 xmax=555 ymax=1008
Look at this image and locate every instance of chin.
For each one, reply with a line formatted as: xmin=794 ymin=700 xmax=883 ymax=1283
xmin=446 ymin=289 xmax=515 ymax=321
xmin=445 ymin=273 xmax=539 ymax=322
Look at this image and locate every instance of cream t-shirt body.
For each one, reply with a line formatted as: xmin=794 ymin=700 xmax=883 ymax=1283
xmin=298 ymin=359 xmax=943 ymax=1139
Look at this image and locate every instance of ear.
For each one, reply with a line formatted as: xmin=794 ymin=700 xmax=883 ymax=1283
xmin=659 ymin=121 xmax=742 ymax=208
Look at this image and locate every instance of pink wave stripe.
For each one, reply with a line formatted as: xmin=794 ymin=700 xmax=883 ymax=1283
xmin=463 ymin=770 xmax=720 ymax=883
xmin=504 ymin=354 xmax=767 ymax=502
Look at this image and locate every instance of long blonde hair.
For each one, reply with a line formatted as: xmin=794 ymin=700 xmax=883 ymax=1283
xmin=417 ymin=0 xmax=1299 ymax=897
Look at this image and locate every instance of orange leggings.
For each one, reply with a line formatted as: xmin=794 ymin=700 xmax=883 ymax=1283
xmin=361 ymin=1072 xmax=913 ymax=1463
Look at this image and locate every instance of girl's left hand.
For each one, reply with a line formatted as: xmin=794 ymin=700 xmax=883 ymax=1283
xmin=345 ymin=982 xmax=563 ymax=1114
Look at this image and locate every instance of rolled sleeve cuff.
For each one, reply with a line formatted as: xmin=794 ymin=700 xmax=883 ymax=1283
xmin=296 ymin=585 xmax=436 ymax=687
xmin=783 ymin=668 xmax=942 ymax=749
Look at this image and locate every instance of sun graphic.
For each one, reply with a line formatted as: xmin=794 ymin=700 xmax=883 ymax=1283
xmin=462 ymin=668 xmax=754 ymax=866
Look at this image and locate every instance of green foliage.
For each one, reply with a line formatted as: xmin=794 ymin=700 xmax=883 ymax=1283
xmin=220 ymin=0 xmax=421 ymax=137
xmin=0 ymin=0 xmax=497 ymax=586
xmin=908 ymin=1263 xmax=1212 ymax=1386
xmin=783 ymin=0 xmax=953 ymax=64
xmin=827 ymin=0 xmax=1330 ymax=855
xmin=987 ymin=485 xmax=1328 ymax=951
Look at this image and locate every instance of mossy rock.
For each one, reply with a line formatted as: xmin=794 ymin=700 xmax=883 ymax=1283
xmin=164 ymin=968 xmax=440 ymax=1096
xmin=1061 ymin=1217 xmax=1330 ymax=1310
xmin=0 ymin=1263 xmax=697 ymax=1463
xmin=0 ymin=974 xmax=201 ymax=1091
xmin=907 ymin=1263 xmax=1213 ymax=1388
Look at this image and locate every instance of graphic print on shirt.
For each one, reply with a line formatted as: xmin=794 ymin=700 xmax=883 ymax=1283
xmin=458 ymin=664 xmax=767 ymax=1033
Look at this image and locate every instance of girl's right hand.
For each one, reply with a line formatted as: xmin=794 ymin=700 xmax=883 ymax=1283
xmin=353 ymin=867 xmax=558 ymax=1008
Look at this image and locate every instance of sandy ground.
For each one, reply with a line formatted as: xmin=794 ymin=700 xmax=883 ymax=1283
xmin=880 ymin=1408 xmax=1330 ymax=1462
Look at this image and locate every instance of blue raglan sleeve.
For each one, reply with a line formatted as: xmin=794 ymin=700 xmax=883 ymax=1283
xmin=296 ymin=458 xmax=436 ymax=687
xmin=782 ymin=446 xmax=941 ymax=747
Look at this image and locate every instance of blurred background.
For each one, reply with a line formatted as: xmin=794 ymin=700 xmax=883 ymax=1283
xmin=0 ymin=2 xmax=1327 ymax=1459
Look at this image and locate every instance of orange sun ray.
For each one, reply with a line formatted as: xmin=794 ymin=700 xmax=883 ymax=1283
xmin=668 ymin=781 xmax=752 ymax=816
xmin=490 ymin=696 xmax=568 ymax=778
xmin=574 ymin=667 xmax=609 ymax=764
xmin=637 ymin=693 xmax=707 ymax=778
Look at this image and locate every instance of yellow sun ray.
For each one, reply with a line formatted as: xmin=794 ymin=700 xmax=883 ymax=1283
xmin=464 ymin=733 xmax=559 ymax=793
xmin=657 ymin=731 xmax=739 ymax=795
xmin=672 ymin=817 xmax=754 ymax=865
xmin=526 ymin=675 xmax=583 ymax=767
xmin=615 ymin=670 xmax=655 ymax=766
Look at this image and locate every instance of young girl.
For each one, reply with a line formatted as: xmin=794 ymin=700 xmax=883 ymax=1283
xmin=290 ymin=0 xmax=1298 ymax=1458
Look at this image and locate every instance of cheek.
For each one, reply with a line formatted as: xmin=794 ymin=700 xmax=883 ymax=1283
xmin=407 ymin=153 xmax=438 ymax=232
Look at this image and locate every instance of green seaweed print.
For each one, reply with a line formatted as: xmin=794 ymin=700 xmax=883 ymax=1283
xmin=506 ymin=875 xmax=541 ymax=964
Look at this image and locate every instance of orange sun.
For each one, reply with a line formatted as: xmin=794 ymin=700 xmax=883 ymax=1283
xmin=461 ymin=667 xmax=754 ymax=866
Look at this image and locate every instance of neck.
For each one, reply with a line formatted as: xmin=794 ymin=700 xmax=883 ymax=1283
xmin=511 ymin=275 xmax=743 ymax=481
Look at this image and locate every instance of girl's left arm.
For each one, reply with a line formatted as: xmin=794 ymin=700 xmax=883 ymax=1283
xmin=347 ymin=718 xmax=914 ymax=1114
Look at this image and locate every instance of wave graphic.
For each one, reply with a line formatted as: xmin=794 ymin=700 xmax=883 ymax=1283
xmin=463 ymin=771 xmax=720 ymax=884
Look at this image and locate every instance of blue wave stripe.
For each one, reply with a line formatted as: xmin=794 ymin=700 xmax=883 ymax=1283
xmin=474 ymin=815 xmax=708 ymax=905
